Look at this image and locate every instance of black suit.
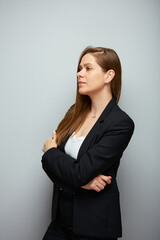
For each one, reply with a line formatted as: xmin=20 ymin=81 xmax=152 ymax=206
xmin=42 ymin=98 xmax=134 ymax=238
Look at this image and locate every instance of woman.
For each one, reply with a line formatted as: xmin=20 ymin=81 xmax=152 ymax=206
xmin=41 ymin=46 xmax=134 ymax=240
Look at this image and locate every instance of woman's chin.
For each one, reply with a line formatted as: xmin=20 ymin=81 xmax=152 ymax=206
xmin=78 ymin=89 xmax=88 ymax=95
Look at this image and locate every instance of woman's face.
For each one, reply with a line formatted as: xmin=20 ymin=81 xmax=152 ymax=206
xmin=77 ymin=53 xmax=107 ymax=97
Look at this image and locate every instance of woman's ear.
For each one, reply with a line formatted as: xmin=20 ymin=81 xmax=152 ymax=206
xmin=105 ymin=70 xmax=115 ymax=84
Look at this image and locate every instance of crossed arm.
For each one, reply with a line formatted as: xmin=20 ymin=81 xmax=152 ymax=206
xmin=81 ymin=174 xmax=112 ymax=192
xmin=42 ymin=131 xmax=111 ymax=192
xmin=42 ymin=117 xmax=134 ymax=191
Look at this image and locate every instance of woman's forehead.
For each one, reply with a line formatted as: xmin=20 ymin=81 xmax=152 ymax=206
xmin=80 ymin=53 xmax=97 ymax=66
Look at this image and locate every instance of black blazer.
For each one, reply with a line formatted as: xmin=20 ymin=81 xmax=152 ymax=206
xmin=42 ymin=98 xmax=134 ymax=238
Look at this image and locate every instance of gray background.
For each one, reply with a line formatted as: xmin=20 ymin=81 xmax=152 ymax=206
xmin=0 ymin=0 xmax=160 ymax=239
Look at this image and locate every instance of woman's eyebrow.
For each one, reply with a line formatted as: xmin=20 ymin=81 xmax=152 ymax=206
xmin=79 ymin=63 xmax=94 ymax=68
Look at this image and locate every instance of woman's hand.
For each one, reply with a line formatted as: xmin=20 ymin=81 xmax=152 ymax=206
xmin=42 ymin=131 xmax=57 ymax=153
xmin=81 ymin=175 xmax=112 ymax=192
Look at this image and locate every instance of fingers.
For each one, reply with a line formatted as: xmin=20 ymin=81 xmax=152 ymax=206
xmin=90 ymin=177 xmax=106 ymax=192
xmin=94 ymin=175 xmax=112 ymax=192
xmin=81 ymin=175 xmax=112 ymax=193
xmin=107 ymin=178 xmax=112 ymax=184
xmin=100 ymin=175 xmax=112 ymax=184
xmin=52 ymin=131 xmax=57 ymax=145
xmin=94 ymin=186 xmax=102 ymax=192
xmin=42 ymin=131 xmax=58 ymax=152
xmin=95 ymin=182 xmax=105 ymax=192
xmin=98 ymin=178 xmax=107 ymax=187
xmin=52 ymin=130 xmax=56 ymax=139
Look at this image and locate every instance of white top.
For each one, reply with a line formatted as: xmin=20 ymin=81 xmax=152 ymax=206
xmin=64 ymin=131 xmax=86 ymax=159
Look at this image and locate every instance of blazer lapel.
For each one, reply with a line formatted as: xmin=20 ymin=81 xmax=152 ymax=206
xmin=77 ymin=97 xmax=116 ymax=159
xmin=58 ymin=97 xmax=116 ymax=159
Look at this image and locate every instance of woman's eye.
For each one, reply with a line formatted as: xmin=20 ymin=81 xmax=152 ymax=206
xmin=87 ymin=67 xmax=91 ymax=70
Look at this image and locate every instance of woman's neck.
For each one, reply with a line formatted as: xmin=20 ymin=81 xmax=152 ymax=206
xmin=89 ymin=90 xmax=112 ymax=118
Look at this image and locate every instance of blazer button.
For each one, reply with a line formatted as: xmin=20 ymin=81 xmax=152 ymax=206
xmin=59 ymin=187 xmax=62 ymax=191
xmin=73 ymin=192 xmax=75 ymax=195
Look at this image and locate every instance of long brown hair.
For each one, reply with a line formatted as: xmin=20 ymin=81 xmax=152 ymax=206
xmin=55 ymin=46 xmax=122 ymax=146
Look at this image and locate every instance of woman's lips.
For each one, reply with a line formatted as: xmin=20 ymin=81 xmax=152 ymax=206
xmin=78 ymin=81 xmax=86 ymax=85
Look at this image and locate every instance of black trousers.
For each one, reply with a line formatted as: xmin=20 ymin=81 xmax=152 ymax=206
xmin=42 ymin=191 xmax=118 ymax=240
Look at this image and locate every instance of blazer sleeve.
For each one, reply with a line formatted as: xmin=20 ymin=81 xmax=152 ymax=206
xmin=41 ymin=116 xmax=134 ymax=189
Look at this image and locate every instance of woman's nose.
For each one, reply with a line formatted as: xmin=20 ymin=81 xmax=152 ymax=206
xmin=77 ymin=69 xmax=84 ymax=78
